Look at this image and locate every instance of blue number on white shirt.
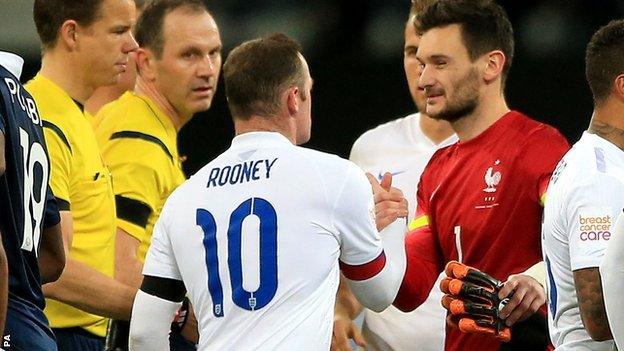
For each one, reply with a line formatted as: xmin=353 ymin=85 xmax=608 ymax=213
xmin=197 ymin=209 xmax=224 ymax=317
xmin=545 ymin=256 xmax=558 ymax=316
xmin=197 ymin=197 xmax=278 ymax=317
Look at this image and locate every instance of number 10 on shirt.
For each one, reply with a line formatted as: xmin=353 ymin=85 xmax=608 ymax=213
xmin=196 ymin=197 xmax=278 ymax=317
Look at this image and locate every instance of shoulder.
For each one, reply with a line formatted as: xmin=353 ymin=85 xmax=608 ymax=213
xmin=510 ymin=112 xmax=569 ymax=149
xmin=294 ymin=145 xmax=358 ymax=175
xmin=351 ymin=113 xmax=419 ymax=153
xmin=97 ymin=93 xmax=160 ymax=134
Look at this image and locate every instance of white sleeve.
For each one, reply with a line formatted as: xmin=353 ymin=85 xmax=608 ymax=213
xmin=142 ymin=207 xmax=182 ymax=280
xmin=333 ymin=163 xmax=406 ymax=312
xmin=129 ymin=290 xmax=182 ymax=351
xmin=600 ymin=210 xmax=624 ymax=350
xmin=333 ymin=164 xmax=383 ymax=265
xmin=567 ymin=175 xmax=624 ymax=271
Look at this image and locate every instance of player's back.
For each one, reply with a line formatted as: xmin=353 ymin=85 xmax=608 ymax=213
xmin=154 ymin=132 xmax=378 ymax=350
xmin=542 ymin=132 xmax=622 ymax=350
xmin=0 ymin=54 xmax=55 ymax=315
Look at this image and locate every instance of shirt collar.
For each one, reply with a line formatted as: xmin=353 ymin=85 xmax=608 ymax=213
xmin=582 ymin=131 xmax=624 ymax=155
xmin=230 ymin=132 xmax=293 ymax=150
xmin=0 ymin=51 xmax=24 ymax=78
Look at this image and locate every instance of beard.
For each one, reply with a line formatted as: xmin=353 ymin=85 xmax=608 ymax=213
xmin=426 ymin=67 xmax=480 ymax=122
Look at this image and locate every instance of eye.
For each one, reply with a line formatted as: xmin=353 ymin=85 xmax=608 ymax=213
xmin=182 ymin=51 xmax=198 ymax=59
xmin=435 ymin=60 xmax=447 ymax=68
xmin=404 ymin=47 xmax=418 ymax=57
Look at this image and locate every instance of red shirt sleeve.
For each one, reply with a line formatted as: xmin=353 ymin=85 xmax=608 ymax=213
xmin=393 ymin=172 xmax=443 ymax=312
xmin=520 ymin=125 xmax=570 ymax=206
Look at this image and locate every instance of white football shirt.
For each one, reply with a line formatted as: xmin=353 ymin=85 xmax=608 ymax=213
xmin=542 ymin=132 xmax=624 ymax=350
xmin=350 ymin=113 xmax=457 ymax=351
xmin=144 ymin=132 xmax=385 ymax=350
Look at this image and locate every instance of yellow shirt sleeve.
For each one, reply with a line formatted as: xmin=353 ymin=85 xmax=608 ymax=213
xmin=43 ymin=122 xmax=73 ymax=207
xmin=104 ymin=139 xmax=167 ymax=242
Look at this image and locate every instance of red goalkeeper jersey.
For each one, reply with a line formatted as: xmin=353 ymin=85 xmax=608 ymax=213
xmin=393 ymin=111 xmax=569 ymax=351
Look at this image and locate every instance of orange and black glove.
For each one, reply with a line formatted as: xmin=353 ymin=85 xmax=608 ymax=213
xmin=440 ymin=261 xmax=511 ymax=342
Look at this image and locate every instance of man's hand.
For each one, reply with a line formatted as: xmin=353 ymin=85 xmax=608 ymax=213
xmin=498 ymin=273 xmax=545 ymax=326
xmin=179 ymin=300 xmax=199 ymax=343
xmin=440 ymin=261 xmax=511 ymax=342
xmin=331 ymin=306 xmax=365 ymax=351
xmin=366 ymin=172 xmax=408 ymax=231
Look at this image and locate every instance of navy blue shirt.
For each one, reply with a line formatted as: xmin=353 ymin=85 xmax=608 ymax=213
xmin=0 ymin=56 xmax=60 ymax=311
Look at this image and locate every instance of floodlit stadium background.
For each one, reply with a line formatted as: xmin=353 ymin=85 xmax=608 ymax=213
xmin=2 ymin=0 xmax=623 ymax=175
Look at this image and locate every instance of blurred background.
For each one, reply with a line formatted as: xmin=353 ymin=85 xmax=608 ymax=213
xmin=2 ymin=0 xmax=624 ymax=175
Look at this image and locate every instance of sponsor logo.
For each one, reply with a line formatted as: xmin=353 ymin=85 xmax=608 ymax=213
xmin=3 ymin=334 xmax=10 ymax=348
xmin=377 ymin=170 xmax=406 ymax=181
xmin=578 ymin=214 xmax=612 ymax=241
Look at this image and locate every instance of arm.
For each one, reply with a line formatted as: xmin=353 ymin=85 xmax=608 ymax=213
xmin=0 ymin=229 xmax=8 ymax=335
xmin=0 ymin=130 xmax=5 ymax=175
xmin=392 ymin=178 xmax=442 ymax=312
xmin=337 ymin=170 xmax=406 ymax=312
xmin=0 ymin=132 xmax=7 ymax=332
xmin=574 ymin=268 xmax=612 ymax=341
xmin=130 ymin=208 xmax=186 ymax=350
xmin=115 ymin=227 xmax=144 ymax=289
xmin=331 ymin=274 xmax=365 ymax=351
xmin=600 ymin=211 xmax=624 ymax=348
xmin=42 ymin=211 xmax=136 ymax=320
xmin=129 ymin=276 xmax=186 ymax=351
xmin=39 ymin=222 xmax=65 ymax=284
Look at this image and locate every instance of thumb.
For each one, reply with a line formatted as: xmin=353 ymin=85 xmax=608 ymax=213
xmin=380 ymin=172 xmax=392 ymax=191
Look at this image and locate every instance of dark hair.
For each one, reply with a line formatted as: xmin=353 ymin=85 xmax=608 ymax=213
xmin=134 ymin=0 xmax=151 ymax=12
xmin=223 ymin=33 xmax=306 ymax=120
xmin=33 ymin=0 xmax=104 ymax=48
xmin=417 ymin=0 xmax=514 ymax=80
xmin=136 ymin=0 xmax=209 ymax=58
xmin=410 ymin=0 xmax=437 ymax=19
xmin=586 ymin=20 xmax=624 ymax=104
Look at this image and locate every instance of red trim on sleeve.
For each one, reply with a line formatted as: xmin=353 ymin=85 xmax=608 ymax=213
xmin=340 ymin=251 xmax=386 ymax=281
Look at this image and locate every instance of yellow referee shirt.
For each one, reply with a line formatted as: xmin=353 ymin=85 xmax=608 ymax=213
xmin=96 ymin=92 xmax=185 ymax=262
xmin=26 ymin=74 xmax=116 ymax=337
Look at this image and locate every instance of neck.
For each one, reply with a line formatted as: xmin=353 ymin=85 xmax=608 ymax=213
xmin=40 ymin=51 xmax=94 ymax=103
xmin=136 ymin=76 xmax=187 ymax=131
xmin=450 ymin=90 xmax=510 ymax=141
xmin=587 ymin=101 xmax=624 ymax=151
xmin=419 ymin=112 xmax=454 ymax=145
xmin=85 ymin=85 xmax=128 ymax=116
xmin=234 ymin=115 xmax=296 ymax=144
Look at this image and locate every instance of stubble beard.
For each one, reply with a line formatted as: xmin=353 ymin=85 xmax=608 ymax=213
xmin=427 ymin=67 xmax=480 ymax=123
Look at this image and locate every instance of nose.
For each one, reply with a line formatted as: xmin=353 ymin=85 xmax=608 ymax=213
xmin=123 ymin=32 xmax=139 ymax=54
xmin=418 ymin=64 xmax=435 ymax=90
xmin=197 ymin=54 xmax=219 ymax=78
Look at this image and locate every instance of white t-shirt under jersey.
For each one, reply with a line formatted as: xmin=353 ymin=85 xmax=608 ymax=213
xmin=350 ymin=113 xmax=457 ymax=351
xmin=144 ymin=132 xmax=385 ymax=350
xmin=542 ymin=132 xmax=624 ymax=350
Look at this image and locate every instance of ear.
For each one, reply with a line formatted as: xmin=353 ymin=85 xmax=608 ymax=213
xmin=286 ymin=86 xmax=300 ymax=116
xmin=58 ymin=20 xmax=80 ymax=50
xmin=482 ymin=50 xmax=505 ymax=84
xmin=614 ymin=74 xmax=624 ymax=101
xmin=135 ymin=48 xmax=156 ymax=81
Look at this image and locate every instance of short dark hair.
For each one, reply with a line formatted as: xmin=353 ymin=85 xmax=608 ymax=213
xmin=410 ymin=0 xmax=437 ymax=19
xmin=33 ymin=0 xmax=104 ymax=48
xmin=417 ymin=0 xmax=514 ymax=80
xmin=136 ymin=0 xmax=209 ymax=58
xmin=223 ymin=33 xmax=306 ymax=120
xmin=585 ymin=20 xmax=624 ymax=104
